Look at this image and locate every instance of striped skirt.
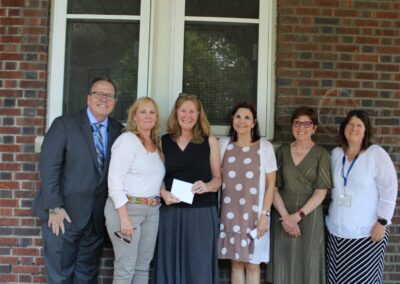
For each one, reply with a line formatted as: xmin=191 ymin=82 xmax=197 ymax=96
xmin=326 ymin=228 xmax=389 ymax=284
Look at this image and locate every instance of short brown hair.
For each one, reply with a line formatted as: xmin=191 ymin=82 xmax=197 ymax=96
xmin=291 ymin=106 xmax=318 ymax=125
xmin=89 ymin=76 xmax=117 ymax=95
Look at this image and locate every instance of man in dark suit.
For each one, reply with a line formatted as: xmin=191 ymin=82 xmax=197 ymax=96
xmin=32 ymin=77 xmax=124 ymax=283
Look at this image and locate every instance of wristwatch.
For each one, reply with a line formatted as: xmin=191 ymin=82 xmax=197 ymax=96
xmin=297 ymin=210 xmax=306 ymax=220
xmin=377 ymin=218 xmax=387 ymax=226
xmin=261 ymin=210 xmax=271 ymax=217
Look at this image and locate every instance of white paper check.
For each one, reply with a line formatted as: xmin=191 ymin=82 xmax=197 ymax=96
xmin=250 ymin=228 xmax=258 ymax=239
xmin=171 ymin=179 xmax=194 ymax=204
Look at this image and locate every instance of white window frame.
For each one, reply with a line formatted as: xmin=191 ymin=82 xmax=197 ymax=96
xmin=170 ymin=0 xmax=276 ymax=138
xmin=46 ymin=0 xmax=151 ymax=129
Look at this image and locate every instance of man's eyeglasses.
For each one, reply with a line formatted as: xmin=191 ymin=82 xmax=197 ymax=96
xmin=90 ymin=91 xmax=117 ymax=101
xmin=292 ymin=120 xmax=313 ymax=128
xmin=114 ymin=231 xmax=133 ymax=244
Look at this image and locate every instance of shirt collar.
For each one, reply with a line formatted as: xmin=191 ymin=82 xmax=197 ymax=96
xmin=86 ymin=107 xmax=109 ymax=128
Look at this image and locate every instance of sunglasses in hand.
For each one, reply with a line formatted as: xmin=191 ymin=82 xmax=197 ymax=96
xmin=114 ymin=230 xmax=135 ymax=244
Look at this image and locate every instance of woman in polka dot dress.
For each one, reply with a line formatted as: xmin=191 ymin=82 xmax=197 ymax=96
xmin=218 ymin=101 xmax=277 ymax=284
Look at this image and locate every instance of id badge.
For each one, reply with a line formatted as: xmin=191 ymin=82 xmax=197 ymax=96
xmin=338 ymin=193 xmax=352 ymax=207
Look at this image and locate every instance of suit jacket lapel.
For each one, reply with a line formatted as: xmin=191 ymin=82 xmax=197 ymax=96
xmin=80 ymin=110 xmax=102 ymax=177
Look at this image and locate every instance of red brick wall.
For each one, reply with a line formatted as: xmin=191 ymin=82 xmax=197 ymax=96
xmin=0 ymin=0 xmax=48 ymax=282
xmin=274 ymin=0 xmax=400 ymax=283
xmin=0 ymin=0 xmax=399 ymax=283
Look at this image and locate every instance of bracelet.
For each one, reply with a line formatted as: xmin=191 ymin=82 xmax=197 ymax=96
xmin=49 ymin=207 xmax=61 ymax=215
xmin=261 ymin=210 xmax=271 ymax=217
xmin=297 ymin=209 xmax=306 ymax=220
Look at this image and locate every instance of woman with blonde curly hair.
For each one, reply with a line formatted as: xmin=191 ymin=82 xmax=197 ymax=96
xmin=105 ymin=97 xmax=165 ymax=283
xmin=153 ymin=93 xmax=222 ymax=284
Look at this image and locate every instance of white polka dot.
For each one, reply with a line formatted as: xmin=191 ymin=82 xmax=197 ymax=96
xmin=239 ymin=198 xmax=246 ymax=205
xmin=243 ymin=158 xmax=252 ymax=164
xmin=246 ymin=228 xmax=251 ymax=234
xmin=221 ymin=247 xmax=227 ymax=255
xmin=235 ymin=184 xmax=243 ymax=191
xmin=219 ymin=232 xmax=226 ymax=238
xmin=227 ymin=212 xmax=235 ymax=219
xmin=250 ymin=187 xmax=257 ymax=195
xmin=252 ymin=205 xmax=258 ymax=213
xmin=220 ymin=223 xmax=224 ymax=230
xmin=230 ymin=237 xmax=235 ymax=244
xmin=235 ymin=253 xmax=240 ymax=260
xmin=246 ymin=171 xmax=254 ymax=179
xmin=243 ymin=213 xmax=249 ymax=220
xmin=247 ymin=238 xmax=251 ymax=244
xmin=222 ymin=183 xmax=226 ymax=190
xmin=242 ymin=147 xmax=250 ymax=152
xmin=233 ymin=225 xmax=241 ymax=233
xmin=224 ymin=196 xmax=231 ymax=204
xmin=241 ymin=239 xmax=247 ymax=247
xmin=228 ymin=156 xmax=236 ymax=163
xmin=227 ymin=144 xmax=234 ymax=151
xmin=228 ymin=171 xmax=236 ymax=178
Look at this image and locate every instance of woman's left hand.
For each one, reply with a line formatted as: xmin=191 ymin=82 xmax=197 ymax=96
xmin=256 ymin=215 xmax=269 ymax=239
xmin=192 ymin=181 xmax=209 ymax=194
xmin=370 ymin=222 xmax=386 ymax=242
xmin=280 ymin=213 xmax=300 ymax=232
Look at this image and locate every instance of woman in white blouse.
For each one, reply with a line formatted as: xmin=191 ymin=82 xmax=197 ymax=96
xmin=105 ymin=97 xmax=165 ymax=283
xmin=326 ymin=109 xmax=398 ymax=284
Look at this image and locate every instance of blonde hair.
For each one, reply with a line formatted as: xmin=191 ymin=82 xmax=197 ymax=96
xmin=125 ymin=97 xmax=161 ymax=153
xmin=167 ymin=93 xmax=211 ymax=144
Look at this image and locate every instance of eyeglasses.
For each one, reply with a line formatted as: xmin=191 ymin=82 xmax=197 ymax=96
xmin=292 ymin=120 xmax=313 ymax=128
xmin=114 ymin=231 xmax=134 ymax=244
xmin=90 ymin=91 xmax=117 ymax=101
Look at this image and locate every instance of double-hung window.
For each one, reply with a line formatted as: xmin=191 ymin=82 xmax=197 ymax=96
xmin=170 ymin=0 xmax=276 ymax=137
xmin=47 ymin=0 xmax=150 ymax=125
xmin=46 ymin=0 xmax=276 ymax=138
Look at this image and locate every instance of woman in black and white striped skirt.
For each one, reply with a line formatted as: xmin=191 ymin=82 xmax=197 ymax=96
xmin=325 ymin=109 xmax=398 ymax=284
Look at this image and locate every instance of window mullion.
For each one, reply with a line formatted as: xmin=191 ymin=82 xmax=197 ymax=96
xmin=66 ymin=14 xmax=141 ymax=20
xmin=170 ymin=0 xmax=186 ymax=108
xmin=137 ymin=0 xmax=151 ymax=98
xmin=258 ymin=0 xmax=276 ymax=139
xmin=185 ymin=16 xmax=259 ymax=24
xmin=47 ymin=0 xmax=68 ymax=129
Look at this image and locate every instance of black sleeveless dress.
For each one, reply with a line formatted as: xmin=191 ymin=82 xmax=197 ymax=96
xmin=152 ymin=134 xmax=219 ymax=284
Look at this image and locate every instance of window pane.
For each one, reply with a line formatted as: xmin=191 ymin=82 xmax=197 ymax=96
xmin=185 ymin=0 xmax=259 ymax=19
xmin=183 ymin=23 xmax=258 ymax=125
xmin=68 ymin=0 xmax=141 ymax=15
xmin=64 ymin=21 xmax=139 ymax=121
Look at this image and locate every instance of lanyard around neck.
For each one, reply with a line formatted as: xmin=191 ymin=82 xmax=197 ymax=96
xmin=341 ymin=153 xmax=359 ymax=187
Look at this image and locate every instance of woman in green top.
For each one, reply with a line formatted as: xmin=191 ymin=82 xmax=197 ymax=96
xmin=267 ymin=106 xmax=332 ymax=284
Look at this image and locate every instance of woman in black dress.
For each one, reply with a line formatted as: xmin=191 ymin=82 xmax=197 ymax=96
xmin=152 ymin=93 xmax=221 ymax=284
